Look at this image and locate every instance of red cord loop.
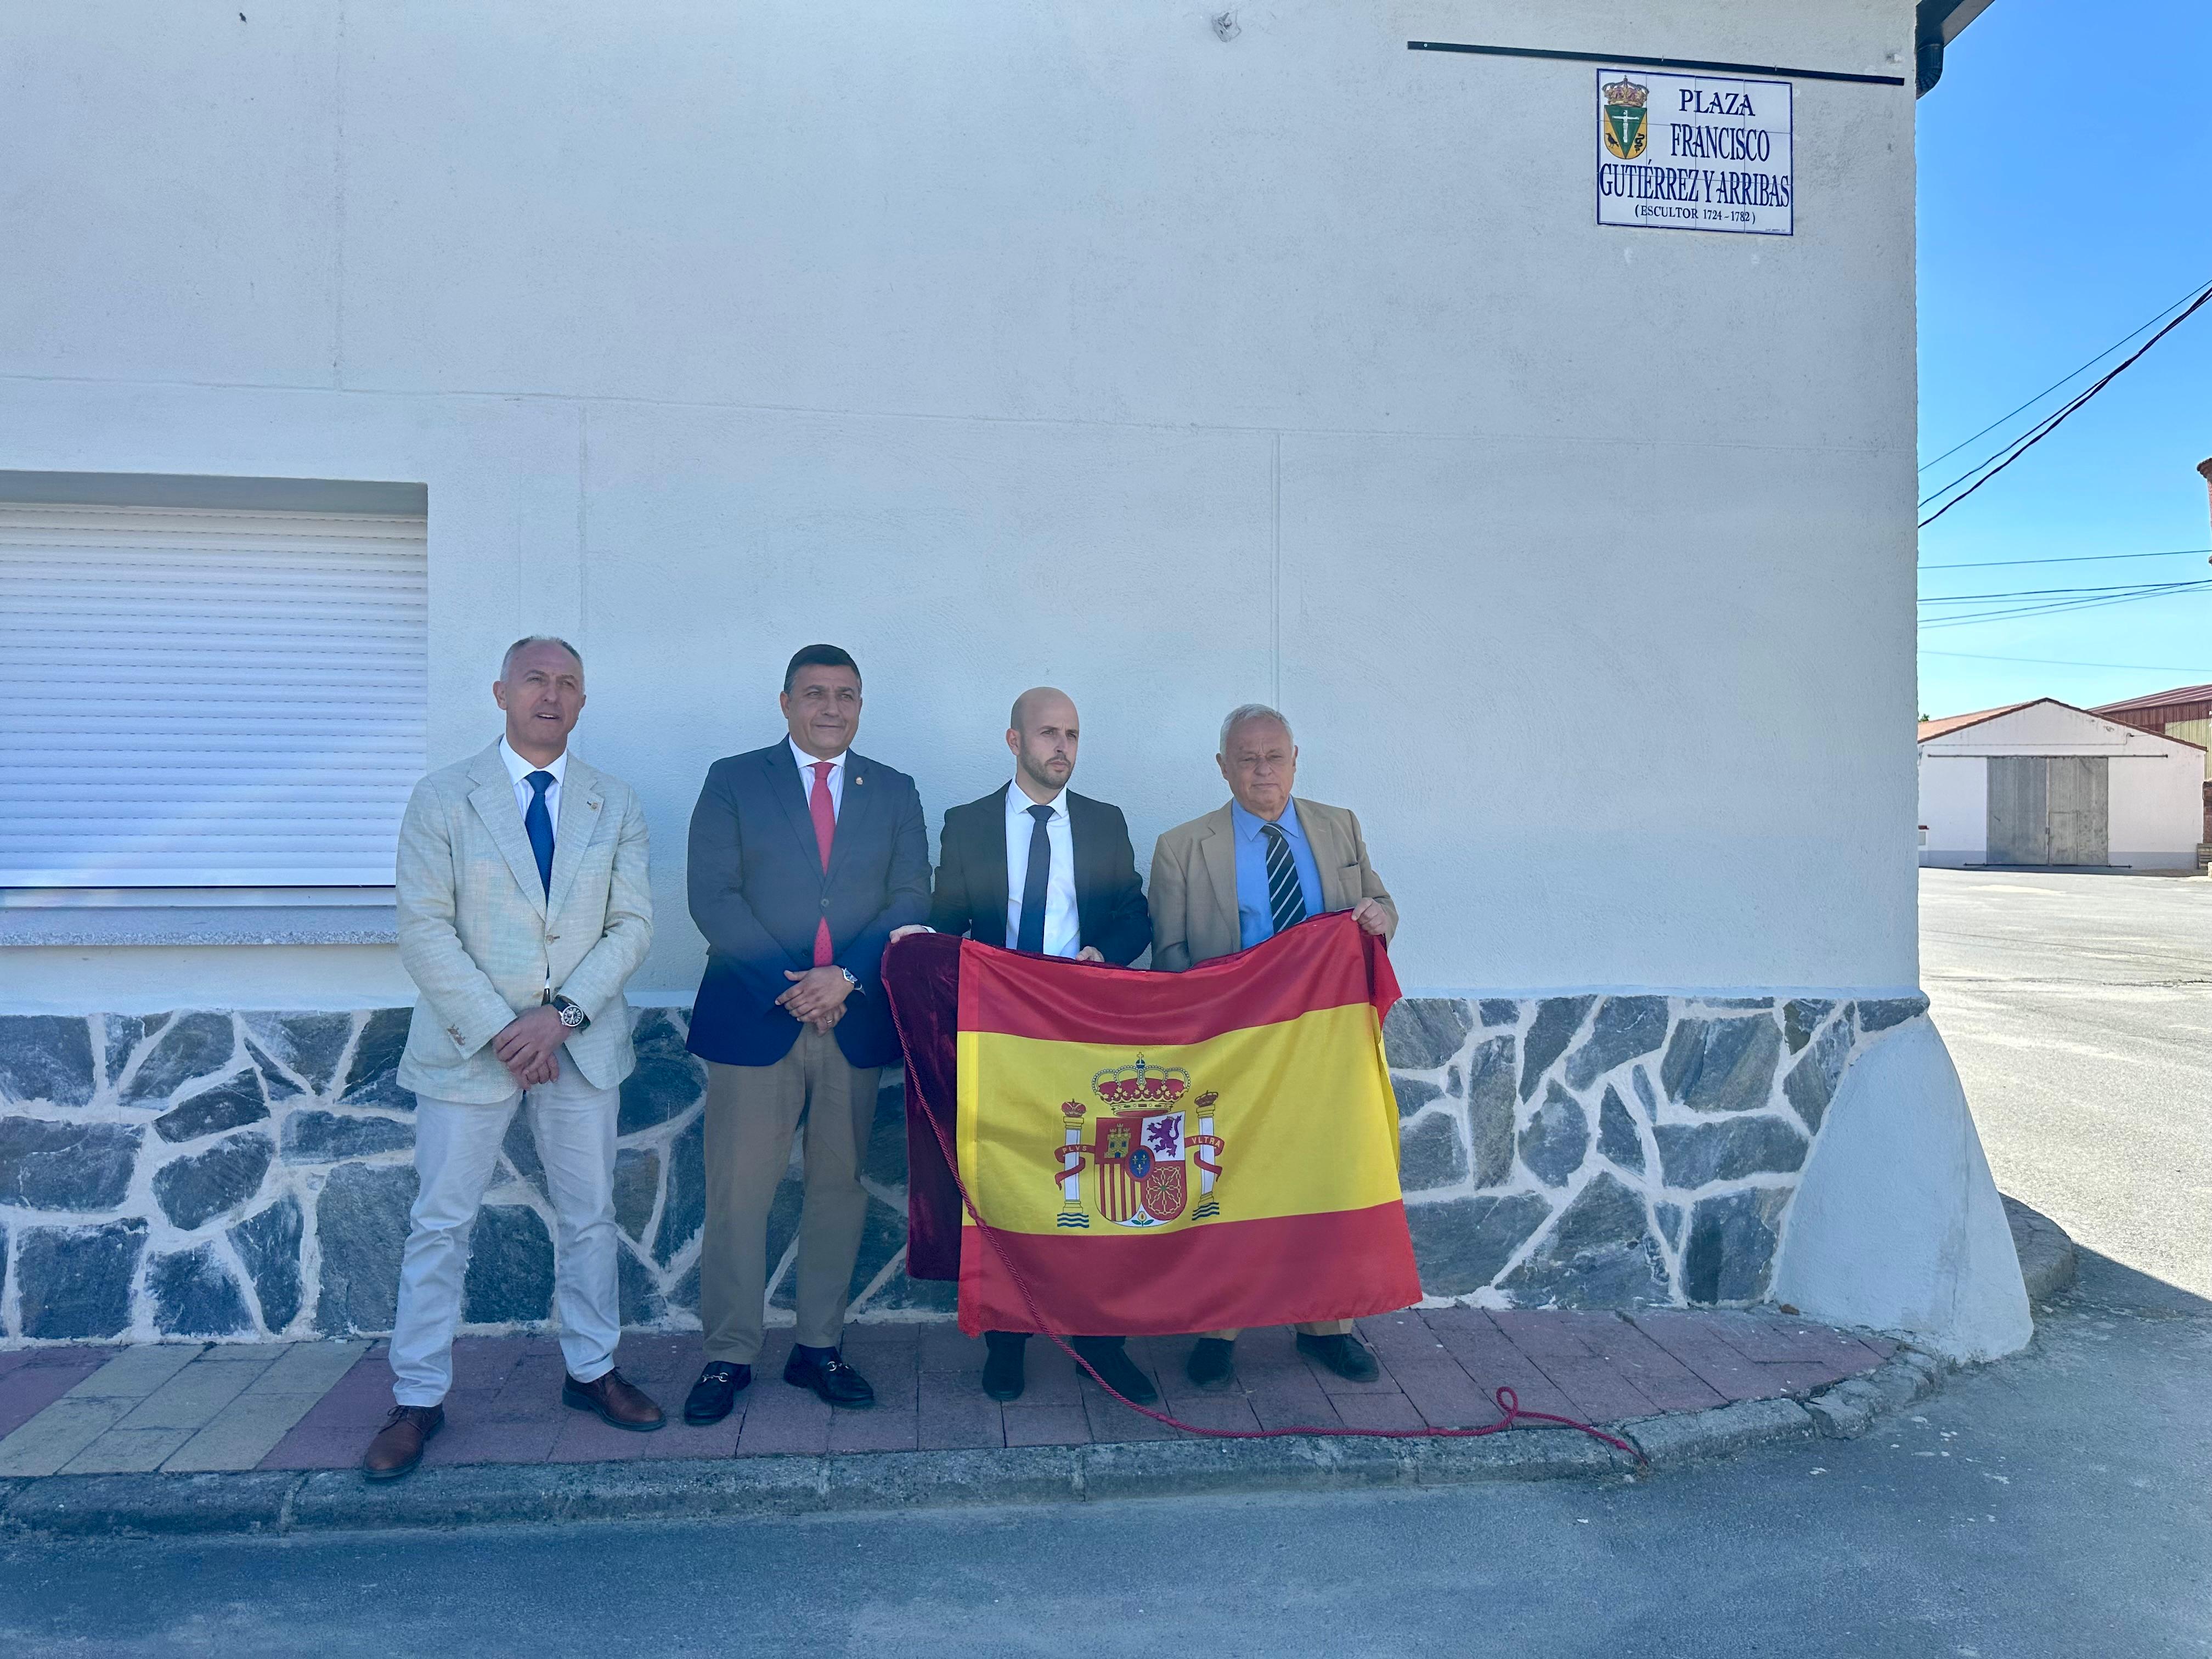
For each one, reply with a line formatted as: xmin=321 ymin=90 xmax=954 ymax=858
xmin=884 ymin=946 xmax=1646 ymax=1465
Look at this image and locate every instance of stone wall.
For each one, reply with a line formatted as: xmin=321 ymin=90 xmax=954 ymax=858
xmin=0 ymin=993 xmax=1924 ymax=1344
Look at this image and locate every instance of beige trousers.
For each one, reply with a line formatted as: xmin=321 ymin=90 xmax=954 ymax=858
xmin=699 ymin=1028 xmax=882 ymax=1362
xmin=1203 ymin=1321 xmax=1356 ymax=1341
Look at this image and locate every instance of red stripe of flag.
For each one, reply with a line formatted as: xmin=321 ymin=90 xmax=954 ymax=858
xmin=958 ymin=1203 xmax=1422 ymax=1338
xmin=958 ymin=911 xmax=1398 ymax=1046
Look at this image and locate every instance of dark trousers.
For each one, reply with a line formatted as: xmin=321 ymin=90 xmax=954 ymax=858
xmin=986 ymin=1330 xmax=1129 ymax=1362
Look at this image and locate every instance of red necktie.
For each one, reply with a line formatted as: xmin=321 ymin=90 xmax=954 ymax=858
xmin=808 ymin=760 xmax=836 ymax=967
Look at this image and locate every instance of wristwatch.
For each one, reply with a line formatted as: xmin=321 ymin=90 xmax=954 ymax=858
xmin=838 ymin=968 xmax=861 ymax=992
xmin=550 ymin=994 xmax=590 ymax=1031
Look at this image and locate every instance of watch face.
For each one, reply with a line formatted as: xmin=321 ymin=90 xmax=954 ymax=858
xmin=560 ymin=1006 xmax=584 ymax=1028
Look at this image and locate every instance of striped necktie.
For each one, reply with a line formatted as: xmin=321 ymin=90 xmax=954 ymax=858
xmin=1261 ymin=821 xmax=1307 ymax=936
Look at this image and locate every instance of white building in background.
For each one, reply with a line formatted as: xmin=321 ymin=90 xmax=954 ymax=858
xmin=1918 ymin=700 xmax=2204 ymax=872
xmin=0 ymin=1 xmax=2026 ymax=1360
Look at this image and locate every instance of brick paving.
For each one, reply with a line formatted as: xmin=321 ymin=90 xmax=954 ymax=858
xmin=0 ymin=1310 xmax=1894 ymax=1478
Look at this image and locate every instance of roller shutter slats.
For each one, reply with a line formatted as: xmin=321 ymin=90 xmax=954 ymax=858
xmin=0 ymin=503 xmax=427 ymax=887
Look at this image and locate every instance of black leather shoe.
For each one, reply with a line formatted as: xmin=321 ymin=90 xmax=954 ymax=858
xmin=981 ymin=1332 xmax=1027 ymax=1402
xmin=684 ymin=1362 xmax=751 ymax=1425
xmin=1185 ymin=1336 xmax=1237 ymax=1391
xmin=1073 ymin=1337 xmax=1158 ymax=1406
xmin=1296 ymin=1331 xmax=1380 ymax=1383
xmin=784 ymin=1346 xmax=876 ymax=1408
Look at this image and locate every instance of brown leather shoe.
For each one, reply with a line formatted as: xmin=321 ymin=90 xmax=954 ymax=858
xmin=362 ymin=1403 xmax=443 ymax=1480
xmin=562 ymin=1367 xmax=665 ymax=1431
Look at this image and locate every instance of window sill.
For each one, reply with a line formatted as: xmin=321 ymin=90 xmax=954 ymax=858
xmin=0 ymin=888 xmax=399 ymax=948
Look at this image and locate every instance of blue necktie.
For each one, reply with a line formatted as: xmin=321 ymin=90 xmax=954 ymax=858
xmin=524 ymin=771 xmax=555 ymax=896
xmin=1016 ymin=803 xmax=1052 ymax=954
xmin=1261 ymin=822 xmax=1307 ymax=938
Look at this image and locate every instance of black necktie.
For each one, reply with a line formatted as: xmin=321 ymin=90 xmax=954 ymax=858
xmin=1016 ymin=803 xmax=1053 ymax=953
xmin=524 ymin=771 xmax=555 ymax=896
xmin=1261 ymin=821 xmax=1307 ymax=937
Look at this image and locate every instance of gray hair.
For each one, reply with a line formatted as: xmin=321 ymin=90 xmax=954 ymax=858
xmin=500 ymin=635 xmax=584 ymax=680
xmin=1219 ymin=702 xmax=1293 ymax=753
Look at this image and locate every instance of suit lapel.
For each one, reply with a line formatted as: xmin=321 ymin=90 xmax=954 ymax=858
xmin=1194 ymin=804 xmax=1238 ymax=949
xmin=1064 ymin=790 xmax=1097 ymax=940
xmin=1294 ymin=799 xmax=1352 ymax=910
xmin=545 ymin=758 xmax=605 ymax=918
xmin=981 ymin=786 xmax=1013 ymax=935
xmin=764 ymin=743 xmax=825 ymax=873
xmin=466 ymin=743 xmax=549 ymax=921
xmin=826 ymin=753 xmax=878 ymax=883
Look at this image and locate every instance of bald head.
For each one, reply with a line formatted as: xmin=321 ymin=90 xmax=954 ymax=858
xmin=1006 ymin=686 xmax=1080 ymax=803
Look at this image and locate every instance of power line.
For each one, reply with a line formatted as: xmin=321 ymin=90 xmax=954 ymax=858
xmin=1917 ymin=276 xmax=2210 ymax=475
xmin=1918 ymin=277 xmax=2212 ymax=528
xmin=1917 ymin=547 xmax=2211 ymax=571
xmin=1923 ymin=589 xmax=2212 ymax=627
xmin=1920 ymin=648 xmax=2212 ymax=672
xmin=1918 ymin=580 xmax=2212 ymax=628
xmin=1920 ymin=578 xmax=2212 ymax=603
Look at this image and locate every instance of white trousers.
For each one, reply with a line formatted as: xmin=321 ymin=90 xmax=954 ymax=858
xmin=389 ymin=1050 xmax=622 ymax=1407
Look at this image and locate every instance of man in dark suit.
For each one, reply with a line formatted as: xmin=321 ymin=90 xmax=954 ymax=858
xmin=926 ymin=686 xmax=1155 ymax=1405
xmin=681 ymin=644 xmax=929 ymax=1420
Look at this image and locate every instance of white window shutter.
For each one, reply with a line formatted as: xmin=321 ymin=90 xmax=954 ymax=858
xmin=0 ymin=502 xmax=428 ymax=888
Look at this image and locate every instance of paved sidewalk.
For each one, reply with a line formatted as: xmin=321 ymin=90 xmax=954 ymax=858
xmin=0 ymin=1308 xmax=1892 ymax=1479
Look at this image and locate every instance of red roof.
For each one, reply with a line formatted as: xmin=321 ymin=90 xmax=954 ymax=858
xmin=2092 ymin=684 xmax=2212 ymax=717
xmin=1917 ymin=703 xmax=2027 ymax=741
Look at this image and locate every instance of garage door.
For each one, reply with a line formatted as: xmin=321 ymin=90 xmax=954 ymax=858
xmin=1985 ymin=756 xmax=2109 ymax=866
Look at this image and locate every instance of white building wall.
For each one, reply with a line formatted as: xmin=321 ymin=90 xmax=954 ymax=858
xmin=1917 ymin=755 xmax=1987 ymax=867
xmin=0 ymin=0 xmax=1924 ymax=1008
xmin=2107 ymin=755 xmax=2202 ymax=870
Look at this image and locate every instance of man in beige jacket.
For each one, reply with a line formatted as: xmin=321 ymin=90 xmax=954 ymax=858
xmin=1149 ymin=702 xmax=1398 ymax=1392
xmin=365 ymin=636 xmax=661 ymax=1480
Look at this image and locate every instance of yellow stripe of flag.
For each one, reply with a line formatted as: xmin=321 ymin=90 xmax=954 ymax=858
xmin=956 ymin=1001 xmax=1403 ymax=1237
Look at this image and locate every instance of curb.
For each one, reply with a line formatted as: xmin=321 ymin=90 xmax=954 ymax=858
xmin=2002 ymin=1195 xmax=2079 ymax=1304
xmin=0 ymin=1344 xmax=1950 ymax=1539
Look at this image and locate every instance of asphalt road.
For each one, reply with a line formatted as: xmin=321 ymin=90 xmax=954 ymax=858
xmin=1 ymin=1247 xmax=2204 ymax=1658
xmin=1922 ymin=866 xmax=2212 ymax=1296
xmin=2 ymin=869 xmax=2206 ymax=1657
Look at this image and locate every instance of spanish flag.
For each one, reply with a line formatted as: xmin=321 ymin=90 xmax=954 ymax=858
xmin=888 ymin=912 xmax=1423 ymax=1338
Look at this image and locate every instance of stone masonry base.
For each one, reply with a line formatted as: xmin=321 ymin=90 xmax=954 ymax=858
xmin=0 ymin=992 xmax=1927 ymax=1345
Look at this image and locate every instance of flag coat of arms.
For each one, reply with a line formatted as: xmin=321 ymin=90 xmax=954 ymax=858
xmin=892 ymin=911 xmax=1421 ymax=1337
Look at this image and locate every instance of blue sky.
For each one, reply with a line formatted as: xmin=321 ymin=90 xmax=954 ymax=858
xmin=1916 ymin=0 xmax=2212 ymax=718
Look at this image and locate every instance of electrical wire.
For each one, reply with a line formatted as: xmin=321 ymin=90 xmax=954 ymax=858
xmin=1919 ymin=649 xmax=2212 ymax=672
xmin=1920 ymin=578 xmax=2212 ymax=603
xmin=1917 ymin=547 xmax=2210 ymax=571
xmin=1918 ymin=581 xmax=2212 ymax=628
xmin=1917 ymin=278 xmax=2212 ymax=528
xmin=1917 ymin=276 xmax=2211 ymax=475
xmin=1922 ymin=589 xmax=2211 ymax=626
xmin=1920 ymin=649 xmax=2209 ymax=670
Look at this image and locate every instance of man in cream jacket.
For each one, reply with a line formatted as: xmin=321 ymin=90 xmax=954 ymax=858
xmin=364 ymin=636 xmax=659 ymax=1479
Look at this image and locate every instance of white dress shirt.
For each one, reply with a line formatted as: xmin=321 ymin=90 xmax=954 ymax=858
xmin=789 ymin=737 xmax=847 ymax=819
xmin=499 ymin=737 xmax=567 ymax=825
xmin=1005 ymin=782 xmax=1080 ymax=957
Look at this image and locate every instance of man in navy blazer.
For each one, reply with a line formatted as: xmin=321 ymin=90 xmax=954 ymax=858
xmin=926 ymin=686 xmax=1155 ymax=1407
xmin=682 ymin=644 xmax=929 ymax=1420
